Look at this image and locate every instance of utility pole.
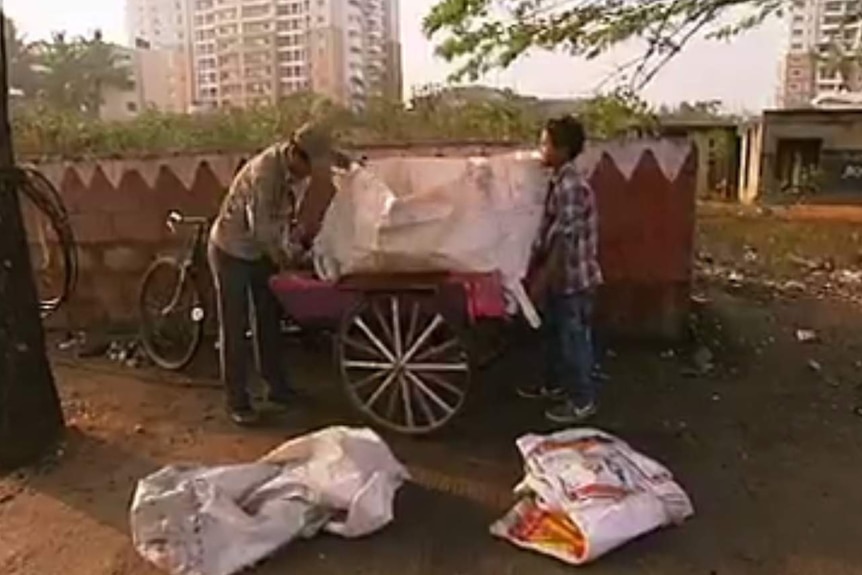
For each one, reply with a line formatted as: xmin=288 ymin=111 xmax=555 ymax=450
xmin=0 ymin=10 xmax=65 ymax=469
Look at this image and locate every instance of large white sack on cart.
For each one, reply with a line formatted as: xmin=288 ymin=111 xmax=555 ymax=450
xmin=313 ymin=151 xmax=547 ymax=289
xmin=491 ymin=428 xmax=693 ymax=565
xmin=130 ymin=426 xmax=408 ymax=575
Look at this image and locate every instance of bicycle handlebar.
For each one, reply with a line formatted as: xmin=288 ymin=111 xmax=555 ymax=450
xmin=166 ymin=210 xmax=210 ymax=232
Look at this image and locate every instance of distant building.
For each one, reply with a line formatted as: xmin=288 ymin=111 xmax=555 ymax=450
xmin=135 ymin=40 xmax=193 ymax=113
xmin=99 ymin=44 xmax=193 ymax=120
xmin=98 ymin=46 xmax=140 ymax=121
xmin=188 ymin=0 xmax=402 ymax=110
xmin=126 ymin=0 xmax=191 ymax=48
xmin=737 ymin=108 xmax=862 ymax=203
xmin=780 ymin=0 xmax=862 ymax=108
xmin=125 ymin=0 xmax=194 ymax=112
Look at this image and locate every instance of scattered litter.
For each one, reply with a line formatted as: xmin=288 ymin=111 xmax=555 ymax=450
xmin=57 ymin=331 xmax=85 ymax=351
xmin=491 ymin=429 xmax=693 ymax=566
xmin=76 ymin=338 xmax=110 ymax=359
xmin=795 ymin=329 xmax=819 ymax=343
xmin=781 ymin=280 xmax=806 ymax=293
xmin=837 ymin=269 xmax=862 ymax=285
xmin=743 ymin=245 xmax=758 ymax=263
xmin=130 ymin=426 xmax=408 ymax=575
xmin=807 ymin=359 xmax=823 ymax=373
xmin=692 ymin=346 xmax=715 ymax=374
xmin=0 ymin=491 xmax=19 ymax=506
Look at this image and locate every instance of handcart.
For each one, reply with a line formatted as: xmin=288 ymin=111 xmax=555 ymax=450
xmin=269 ymin=270 xmax=512 ymax=435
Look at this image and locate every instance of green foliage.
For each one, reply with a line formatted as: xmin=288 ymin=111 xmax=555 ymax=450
xmin=575 ymin=90 xmax=657 ymax=138
xmin=424 ymin=0 xmax=786 ymax=88
xmin=4 ymin=18 xmax=40 ymax=97
xmin=11 ymin=89 xmax=662 ymax=159
xmin=4 ymin=20 xmax=133 ymax=117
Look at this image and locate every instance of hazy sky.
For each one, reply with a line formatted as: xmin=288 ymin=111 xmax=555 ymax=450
xmin=1 ymin=0 xmax=787 ymax=110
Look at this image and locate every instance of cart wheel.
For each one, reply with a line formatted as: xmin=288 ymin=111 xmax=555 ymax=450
xmin=338 ymin=294 xmax=471 ymax=435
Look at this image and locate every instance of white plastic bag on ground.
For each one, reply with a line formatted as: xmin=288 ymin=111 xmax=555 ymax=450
xmin=490 ymin=428 xmax=693 ymax=565
xmin=130 ymin=426 xmax=408 ymax=575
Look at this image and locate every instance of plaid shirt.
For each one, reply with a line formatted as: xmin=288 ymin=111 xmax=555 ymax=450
xmin=535 ymin=159 xmax=603 ymax=294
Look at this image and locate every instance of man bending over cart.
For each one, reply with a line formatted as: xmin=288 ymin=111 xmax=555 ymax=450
xmin=521 ymin=116 xmax=604 ymax=424
xmin=208 ymin=122 xmax=339 ymax=426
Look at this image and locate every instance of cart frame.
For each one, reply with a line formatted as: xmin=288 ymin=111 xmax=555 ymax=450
xmin=270 ymin=270 xmax=511 ymax=435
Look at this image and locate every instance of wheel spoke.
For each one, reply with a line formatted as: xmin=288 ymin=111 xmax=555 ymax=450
xmin=413 ymin=337 xmax=461 ymax=363
xmin=404 ymin=301 xmax=420 ymax=350
xmin=402 ymin=314 xmax=443 ymax=363
xmin=401 ymin=372 xmax=415 ymax=428
xmin=372 ymin=299 xmax=395 ymax=351
xmin=406 ymin=371 xmax=456 ymax=418
xmin=343 ymin=360 xmax=394 ymax=370
xmin=366 ymin=369 xmax=399 ymax=409
xmin=410 ymin=373 xmax=437 ymax=425
xmin=386 ymin=374 xmax=402 ymax=420
xmin=354 ymin=317 xmax=396 ymax=362
xmin=342 ymin=335 xmax=384 ymax=359
xmin=405 ymin=361 xmax=469 ymax=372
xmin=391 ymin=297 xmax=402 ymax=357
xmin=348 ymin=368 xmax=390 ymax=390
xmin=421 ymin=370 xmax=466 ymax=400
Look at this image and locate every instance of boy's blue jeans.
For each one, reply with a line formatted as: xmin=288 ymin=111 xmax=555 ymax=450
xmin=543 ymin=291 xmax=597 ymax=408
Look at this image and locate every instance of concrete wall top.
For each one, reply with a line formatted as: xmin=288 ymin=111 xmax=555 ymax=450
xmin=28 ymin=138 xmax=693 ymax=193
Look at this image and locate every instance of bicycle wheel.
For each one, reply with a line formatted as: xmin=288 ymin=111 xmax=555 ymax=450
xmin=138 ymin=257 xmax=205 ymax=371
xmin=18 ymin=173 xmax=78 ymax=319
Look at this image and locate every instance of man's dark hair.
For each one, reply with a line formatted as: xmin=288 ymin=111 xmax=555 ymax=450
xmin=545 ymin=116 xmax=586 ymax=160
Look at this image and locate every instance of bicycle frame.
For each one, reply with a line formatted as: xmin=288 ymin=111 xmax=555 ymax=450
xmin=161 ymin=211 xmax=212 ymax=318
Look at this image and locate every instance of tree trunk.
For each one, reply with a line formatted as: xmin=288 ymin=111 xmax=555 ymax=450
xmin=0 ymin=9 xmax=65 ymax=470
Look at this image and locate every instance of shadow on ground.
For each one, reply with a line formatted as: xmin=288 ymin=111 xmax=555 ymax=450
xmin=8 ymin=283 xmax=862 ymax=575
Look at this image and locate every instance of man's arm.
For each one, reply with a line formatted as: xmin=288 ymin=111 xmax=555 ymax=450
xmin=247 ymin=149 xmax=289 ymax=267
xmin=295 ymin=161 xmax=336 ymax=245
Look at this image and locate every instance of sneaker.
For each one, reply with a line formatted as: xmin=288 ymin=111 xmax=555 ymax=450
xmin=266 ymin=386 xmax=304 ymax=411
xmin=517 ymin=384 xmax=565 ymax=400
xmin=545 ymin=401 xmax=597 ymax=424
xmin=228 ymin=407 xmax=260 ymax=426
xmin=592 ymin=368 xmax=611 ymax=383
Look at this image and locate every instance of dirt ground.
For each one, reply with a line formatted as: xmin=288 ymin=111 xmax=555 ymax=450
xmin=3 ymin=205 xmax=862 ymax=575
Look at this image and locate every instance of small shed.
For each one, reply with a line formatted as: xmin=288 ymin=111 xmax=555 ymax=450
xmin=740 ymin=108 xmax=862 ymax=203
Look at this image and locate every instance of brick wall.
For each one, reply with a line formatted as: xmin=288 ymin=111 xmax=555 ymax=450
xmin=27 ymin=139 xmax=696 ymax=339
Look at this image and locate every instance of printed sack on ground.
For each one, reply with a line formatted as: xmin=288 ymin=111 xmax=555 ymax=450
xmin=491 ymin=428 xmax=694 ymax=565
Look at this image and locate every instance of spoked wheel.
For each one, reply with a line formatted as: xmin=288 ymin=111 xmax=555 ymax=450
xmin=138 ymin=257 xmax=205 ymax=371
xmin=338 ymin=294 xmax=471 ymax=435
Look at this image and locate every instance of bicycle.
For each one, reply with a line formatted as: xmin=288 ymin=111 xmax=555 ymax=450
xmin=138 ymin=210 xmax=214 ymax=371
xmin=6 ymin=165 xmax=79 ymax=319
xmin=139 ymin=155 xmax=364 ymax=371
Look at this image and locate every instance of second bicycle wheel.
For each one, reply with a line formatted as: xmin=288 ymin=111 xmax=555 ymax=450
xmin=138 ymin=257 xmax=205 ymax=371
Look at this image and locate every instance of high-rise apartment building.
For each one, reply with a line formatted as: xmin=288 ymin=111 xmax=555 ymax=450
xmin=781 ymin=0 xmax=862 ymax=108
xmin=125 ymin=0 xmax=194 ymax=113
xmin=189 ymin=0 xmax=402 ymax=110
xmin=126 ymin=0 xmax=191 ymax=48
